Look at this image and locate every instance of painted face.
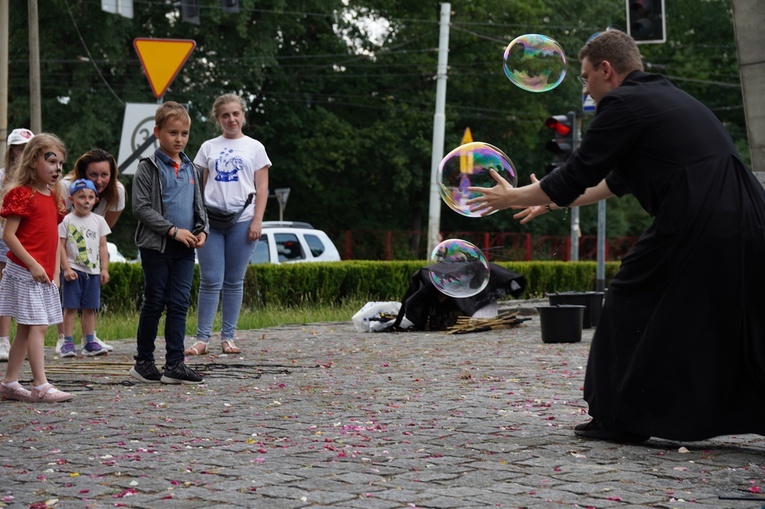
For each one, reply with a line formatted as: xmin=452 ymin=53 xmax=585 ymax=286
xmin=38 ymin=150 xmax=64 ymax=187
xmin=216 ymin=101 xmax=245 ymax=138
xmin=154 ymin=118 xmax=190 ymax=158
xmin=84 ymin=160 xmax=111 ymax=194
xmin=70 ymin=188 xmax=97 ymax=215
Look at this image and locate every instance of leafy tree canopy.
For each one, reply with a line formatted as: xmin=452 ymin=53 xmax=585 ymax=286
xmin=5 ymin=0 xmax=742 ymax=253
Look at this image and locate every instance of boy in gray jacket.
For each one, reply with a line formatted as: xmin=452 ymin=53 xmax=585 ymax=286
xmin=129 ymin=101 xmax=208 ymax=385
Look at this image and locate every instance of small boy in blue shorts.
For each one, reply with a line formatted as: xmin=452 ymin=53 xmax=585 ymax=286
xmin=58 ymin=179 xmax=111 ymax=357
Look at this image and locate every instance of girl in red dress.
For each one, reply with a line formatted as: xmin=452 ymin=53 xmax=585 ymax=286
xmin=0 ymin=133 xmax=73 ymax=403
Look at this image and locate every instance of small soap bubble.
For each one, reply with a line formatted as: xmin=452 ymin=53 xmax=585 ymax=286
xmin=438 ymin=142 xmax=518 ymax=218
xmin=503 ymin=34 xmax=566 ymax=93
xmin=428 ymin=239 xmax=490 ymax=299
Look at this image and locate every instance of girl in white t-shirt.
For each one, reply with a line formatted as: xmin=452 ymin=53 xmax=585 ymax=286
xmin=187 ymin=93 xmax=271 ymax=356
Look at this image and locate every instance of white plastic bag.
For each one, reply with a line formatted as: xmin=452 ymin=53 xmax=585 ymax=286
xmin=352 ymin=301 xmax=402 ymax=332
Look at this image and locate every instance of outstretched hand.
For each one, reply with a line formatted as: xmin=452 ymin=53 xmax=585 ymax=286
xmin=465 ymin=168 xmax=517 ymax=216
xmin=512 ymin=174 xmax=548 ymax=224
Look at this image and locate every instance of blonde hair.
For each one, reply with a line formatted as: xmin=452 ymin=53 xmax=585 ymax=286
xmin=155 ymin=101 xmax=191 ymax=129
xmin=2 ymin=133 xmax=67 ymax=215
xmin=578 ymin=30 xmax=644 ymax=74
xmin=210 ymin=93 xmax=247 ymax=129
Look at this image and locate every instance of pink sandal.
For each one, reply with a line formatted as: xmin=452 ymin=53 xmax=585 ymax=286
xmin=30 ymin=384 xmax=73 ymax=403
xmin=0 ymin=383 xmax=32 ymax=402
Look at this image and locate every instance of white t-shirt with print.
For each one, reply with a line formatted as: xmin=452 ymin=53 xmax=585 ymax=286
xmin=194 ymin=135 xmax=272 ymax=224
xmin=58 ymin=212 xmax=112 ymax=275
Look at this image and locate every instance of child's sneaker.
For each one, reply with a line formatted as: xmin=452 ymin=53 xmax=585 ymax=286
xmin=82 ymin=341 xmax=106 ymax=357
xmin=81 ymin=332 xmax=113 ymax=352
xmin=54 ymin=334 xmax=66 ymax=355
xmin=59 ymin=341 xmax=77 ymax=358
xmin=161 ymin=361 xmax=204 ymax=385
xmin=129 ymin=359 xmax=162 ymax=383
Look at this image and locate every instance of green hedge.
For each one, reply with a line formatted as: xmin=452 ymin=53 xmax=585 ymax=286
xmin=101 ymin=260 xmax=621 ymax=314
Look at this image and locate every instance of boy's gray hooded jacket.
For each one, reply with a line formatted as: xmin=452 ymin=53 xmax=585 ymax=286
xmin=132 ymin=153 xmax=208 ymax=252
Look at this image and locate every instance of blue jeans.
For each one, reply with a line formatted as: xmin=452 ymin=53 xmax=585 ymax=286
xmin=195 ymin=220 xmax=256 ymax=342
xmin=136 ymin=244 xmax=196 ymax=366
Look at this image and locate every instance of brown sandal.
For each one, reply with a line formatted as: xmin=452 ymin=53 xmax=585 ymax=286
xmin=185 ymin=341 xmax=210 ymax=356
xmin=221 ymin=340 xmax=241 ymax=354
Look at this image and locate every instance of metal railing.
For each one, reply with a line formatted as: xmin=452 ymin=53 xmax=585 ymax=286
xmin=329 ymin=230 xmax=639 ymax=262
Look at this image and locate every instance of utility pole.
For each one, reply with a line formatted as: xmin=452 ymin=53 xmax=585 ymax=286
xmin=426 ymin=3 xmax=451 ymax=257
xmin=568 ymin=111 xmax=580 ymax=261
xmin=731 ymin=0 xmax=765 ymax=174
xmin=28 ymin=0 xmax=41 ymax=133
xmin=0 ymin=0 xmax=9 ymax=163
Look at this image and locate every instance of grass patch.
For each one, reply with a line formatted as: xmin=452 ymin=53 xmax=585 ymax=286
xmin=35 ymin=298 xmax=368 ymax=346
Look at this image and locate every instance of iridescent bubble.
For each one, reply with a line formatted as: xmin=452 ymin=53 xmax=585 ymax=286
xmin=437 ymin=142 xmax=518 ymax=218
xmin=428 ymin=239 xmax=490 ymax=299
xmin=503 ymin=34 xmax=566 ymax=93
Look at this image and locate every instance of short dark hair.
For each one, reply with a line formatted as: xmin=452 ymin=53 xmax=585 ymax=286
xmin=578 ymin=30 xmax=644 ymax=74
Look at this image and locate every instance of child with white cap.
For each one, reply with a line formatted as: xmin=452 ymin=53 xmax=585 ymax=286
xmin=0 ymin=128 xmax=34 ymax=362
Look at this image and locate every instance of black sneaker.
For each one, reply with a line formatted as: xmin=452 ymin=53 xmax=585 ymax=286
xmin=161 ymin=361 xmax=204 ymax=385
xmin=130 ymin=359 xmax=162 ymax=383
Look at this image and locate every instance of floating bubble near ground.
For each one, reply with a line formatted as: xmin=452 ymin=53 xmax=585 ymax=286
xmin=437 ymin=142 xmax=518 ymax=218
xmin=503 ymin=34 xmax=566 ymax=93
xmin=428 ymin=239 xmax=490 ymax=299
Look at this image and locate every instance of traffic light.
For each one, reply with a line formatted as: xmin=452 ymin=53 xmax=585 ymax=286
xmin=544 ymin=112 xmax=576 ymax=174
xmin=180 ymin=0 xmax=200 ymax=24
xmin=626 ymin=0 xmax=666 ymax=44
xmin=221 ymin=0 xmax=240 ymax=12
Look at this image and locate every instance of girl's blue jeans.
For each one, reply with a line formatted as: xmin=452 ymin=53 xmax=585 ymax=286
xmin=195 ymin=220 xmax=256 ymax=342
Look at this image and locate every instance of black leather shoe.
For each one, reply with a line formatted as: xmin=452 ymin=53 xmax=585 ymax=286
xmin=574 ymin=420 xmax=650 ymax=443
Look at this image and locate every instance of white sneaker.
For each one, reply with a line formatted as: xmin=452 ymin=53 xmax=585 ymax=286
xmin=0 ymin=340 xmax=9 ymax=362
xmin=81 ymin=332 xmax=113 ymax=352
xmin=55 ymin=334 xmax=66 ymax=355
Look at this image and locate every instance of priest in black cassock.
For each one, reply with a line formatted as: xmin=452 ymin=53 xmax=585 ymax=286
xmin=468 ymin=29 xmax=765 ymax=443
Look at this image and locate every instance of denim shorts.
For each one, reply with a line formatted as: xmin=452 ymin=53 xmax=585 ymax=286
xmin=62 ymin=269 xmax=101 ymax=310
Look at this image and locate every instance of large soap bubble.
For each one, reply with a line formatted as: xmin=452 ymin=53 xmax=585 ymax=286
xmin=503 ymin=34 xmax=566 ymax=93
xmin=437 ymin=142 xmax=518 ymax=218
xmin=428 ymin=239 xmax=490 ymax=299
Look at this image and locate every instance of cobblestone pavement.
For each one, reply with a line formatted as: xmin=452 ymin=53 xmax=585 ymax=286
xmin=2 ymin=304 xmax=765 ymax=508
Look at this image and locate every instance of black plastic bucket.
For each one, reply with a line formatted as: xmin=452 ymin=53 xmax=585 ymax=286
xmin=547 ymin=291 xmax=604 ymax=329
xmin=536 ymin=305 xmax=585 ymax=343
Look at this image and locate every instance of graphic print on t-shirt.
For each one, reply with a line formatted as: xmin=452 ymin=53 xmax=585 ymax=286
xmin=214 ymin=148 xmax=242 ymax=182
xmin=67 ymin=223 xmax=98 ymax=270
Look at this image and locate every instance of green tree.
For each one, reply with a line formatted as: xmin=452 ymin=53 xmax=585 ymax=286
xmin=4 ymin=0 xmax=744 ymax=255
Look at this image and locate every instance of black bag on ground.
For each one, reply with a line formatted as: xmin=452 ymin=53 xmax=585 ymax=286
xmin=205 ymin=193 xmax=255 ymax=229
xmin=390 ymin=263 xmax=527 ymax=331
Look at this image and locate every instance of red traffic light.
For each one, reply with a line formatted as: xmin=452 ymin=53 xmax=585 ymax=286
xmin=545 ymin=115 xmax=571 ymax=136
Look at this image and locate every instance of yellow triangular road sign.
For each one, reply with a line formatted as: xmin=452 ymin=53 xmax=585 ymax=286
xmin=460 ymin=127 xmax=474 ymax=174
xmin=133 ymin=38 xmax=196 ymax=99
